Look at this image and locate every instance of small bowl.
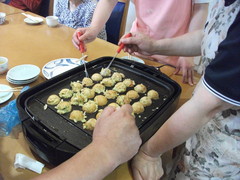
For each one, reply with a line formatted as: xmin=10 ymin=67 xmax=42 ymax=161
xmin=0 ymin=56 xmax=8 ymax=74
xmin=46 ymin=16 xmax=59 ymax=27
xmin=0 ymin=12 xmax=6 ymax=25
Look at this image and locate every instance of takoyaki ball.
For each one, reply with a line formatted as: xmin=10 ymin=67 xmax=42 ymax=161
xmin=104 ymin=90 xmax=118 ymax=99
xmin=69 ymin=110 xmax=86 ymax=123
xmin=82 ymin=100 xmax=98 ymax=113
xmin=140 ymin=96 xmax=152 ymax=107
xmin=96 ymin=109 xmax=103 ymax=119
xmin=82 ymin=77 xmax=94 ymax=87
xmin=83 ymin=118 xmax=97 ymax=131
xmin=47 ymin=94 xmax=61 ymax=105
xmin=70 ymin=92 xmax=87 ymax=106
xmin=134 ymin=84 xmax=147 ymax=94
xmin=111 ymin=72 xmax=125 ymax=82
xmin=132 ymin=102 xmax=144 ymax=114
xmin=92 ymin=83 xmax=105 ymax=94
xmin=55 ymin=101 xmax=72 ymax=114
xmin=94 ymin=95 xmax=108 ymax=106
xmin=100 ymin=78 xmax=115 ymax=87
xmin=100 ymin=68 xmax=111 ymax=77
xmin=59 ymin=88 xmax=73 ymax=99
xmin=116 ymin=95 xmax=131 ymax=106
xmin=81 ymin=88 xmax=95 ymax=99
xmin=91 ymin=73 xmax=103 ymax=82
xmin=70 ymin=81 xmax=83 ymax=92
xmin=147 ymin=90 xmax=159 ymax=100
xmin=113 ymin=82 xmax=127 ymax=93
xmin=108 ymin=102 xmax=120 ymax=109
xmin=123 ymin=79 xmax=135 ymax=87
xmin=126 ymin=90 xmax=139 ymax=100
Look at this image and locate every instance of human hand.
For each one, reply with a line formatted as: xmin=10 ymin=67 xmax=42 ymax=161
xmin=93 ymin=104 xmax=142 ymax=166
xmin=119 ymin=33 xmax=156 ymax=56
xmin=72 ymin=27 xmax=99 ymax=51
xmin=174 ymin=57 xmax=195 ymax=86
xmin=131 ymin=148 xmax=164 ymax=180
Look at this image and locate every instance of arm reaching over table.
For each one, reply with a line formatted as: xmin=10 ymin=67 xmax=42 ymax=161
xmin=32 ymin=104 xmax=141 ymax=180
xmin=131 ymin=82 xmax=234 ymax=180
xmin=120 ymin=30 xmax=203 ymax=57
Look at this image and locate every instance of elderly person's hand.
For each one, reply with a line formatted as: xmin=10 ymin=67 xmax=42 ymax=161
xmin=93 ymin=104 xmax=142 ymax=165
xmin=120 ymin=33 xmax=157 ymax=56
xmin=131 ymin=147 xmax=164 ymax=180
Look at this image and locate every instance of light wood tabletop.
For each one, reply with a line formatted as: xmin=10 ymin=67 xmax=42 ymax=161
xmin=0 ymin=2 xmax=23 ymax=16
xmin=0 ymin=4 xmax=200 ymax=180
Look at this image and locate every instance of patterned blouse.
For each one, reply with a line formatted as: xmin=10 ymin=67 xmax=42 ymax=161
xmin=173 ymin=0 xmax=240 ymax=179
xmin=54 ymin=0 xmax=107 ymax=40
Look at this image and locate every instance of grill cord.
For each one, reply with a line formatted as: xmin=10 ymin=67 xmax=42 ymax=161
xmin=154 ymin=64 xmax=176 ymax=71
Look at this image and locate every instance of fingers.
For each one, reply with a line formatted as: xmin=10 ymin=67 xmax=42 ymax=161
xmin=98 ymin=106 xmax=116 ymax=120
xmin=120 ymin=36 xmax=138 ymax=46
xmin=173 ymin=67 xmax=180 ymax=75
xmin=182 ymin=67 xmax=188 ymax=84
xmin=72 ymin=31 xmax=80 ymax=50
xmin=132 ymin=168 xmax=143 ymax=180
xmin=188 ymin=69 xmax=194 ymax=86
xmin=175 ymin=64 xmax=194 ymax=86
xmin=120 ymin=104 xmax=133 ymax=114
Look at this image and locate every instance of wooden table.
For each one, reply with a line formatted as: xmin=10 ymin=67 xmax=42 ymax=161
xmin=0 ymin=2 xmax=23 ymax=16
xmin=0 ymin=5 xmax=200 ymax=180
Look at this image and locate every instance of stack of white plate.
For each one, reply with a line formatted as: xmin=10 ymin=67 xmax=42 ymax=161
xmin=6 ymin=64 xmax=40 ymax=85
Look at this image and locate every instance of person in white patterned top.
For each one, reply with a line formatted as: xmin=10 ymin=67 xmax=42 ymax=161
xmin=54 ymin=0 xmax=106 ymax=40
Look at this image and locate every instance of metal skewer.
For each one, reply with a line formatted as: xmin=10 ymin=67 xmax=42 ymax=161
xmin=106 ymin=33 xmax=132 ymax=69
xmin=77 ymin=32 xmax=89 ymax=77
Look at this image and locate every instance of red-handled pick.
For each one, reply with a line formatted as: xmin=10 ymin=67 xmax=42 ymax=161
xmin=107 ymin=33 xmax=132 ymax=69
xmin=77 ymin=32 xmax=89 ymax=77
xmin=77 ymin=32 xmax=85 ymax=55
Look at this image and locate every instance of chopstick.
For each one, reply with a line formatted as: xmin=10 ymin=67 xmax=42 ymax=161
xmin=6 ymin=12 xmax=21 ymax=16
xmin=21 ymin=13 xmax=38 ymax=23
xmin=0 ymin=86 xmax=23 ymax=92
xmin=75 ymin=55 xmax=88 ymax=62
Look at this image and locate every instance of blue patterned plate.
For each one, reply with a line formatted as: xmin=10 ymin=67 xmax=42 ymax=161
xmin=42 ymin=58 xmax=87 ymax=79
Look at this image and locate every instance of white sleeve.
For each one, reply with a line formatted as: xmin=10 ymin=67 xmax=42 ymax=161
xmin=193 ymin=0 xmax=210 ymax=3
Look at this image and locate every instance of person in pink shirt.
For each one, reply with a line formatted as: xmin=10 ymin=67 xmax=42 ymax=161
xmin=72 ymin=0 xmax=209 ymax=85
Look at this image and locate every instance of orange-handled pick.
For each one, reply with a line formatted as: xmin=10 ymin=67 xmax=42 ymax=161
xmin=107 ymin=33 xmax=132 ymax=69
xmin=77 ymin=32 xmax=89 ymax=77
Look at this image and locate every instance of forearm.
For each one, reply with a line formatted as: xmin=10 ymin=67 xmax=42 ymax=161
xmin=32 ymin=142 xmax=117 ymax=180
xmin=188 ymin=3 xmax=209 ymax=32
xmin=152 ymin=30 xmax=203 ymax=57
xmin=91 ymin=0 xmax=118 ymax=30
xmin=141 ymin=82 xmax=232 ymax=157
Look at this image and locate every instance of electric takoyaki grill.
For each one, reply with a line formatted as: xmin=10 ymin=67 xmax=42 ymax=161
xmin=17 ymin=57 xmax=181 ymax=166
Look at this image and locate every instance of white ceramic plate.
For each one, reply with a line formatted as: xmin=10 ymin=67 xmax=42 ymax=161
xmin=0 ymin=84 xmax=13 ymax=104
xmin=121 ymin=56 xmax=145 ymax=64
xmin=7 ymin=64 xmax=40 ymax=81
xmin=24 ymin=17 xmax=43 ymax=25
xmin=42 ymin=58 xmax=87 ymax=80
xmin=6 ymin=75 xmax=39 ymax=85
